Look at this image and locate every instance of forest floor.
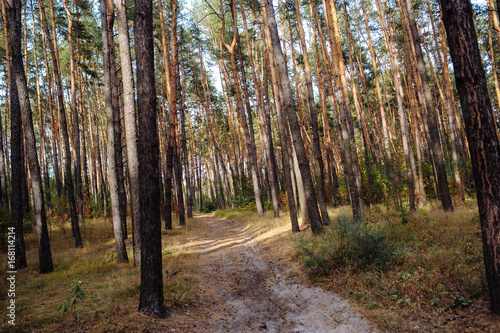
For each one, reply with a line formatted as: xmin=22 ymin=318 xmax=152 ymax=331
xmin=1 ymin=212 xmax=375 ymax=332
xmin=3 ymin=204 xmax=500 ymax=332
xmin=156 ymin=215 xmax=376 ymax=332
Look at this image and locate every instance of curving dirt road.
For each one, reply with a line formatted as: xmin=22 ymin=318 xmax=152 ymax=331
xmin=166 ymin=216 xmax=377 ymax=332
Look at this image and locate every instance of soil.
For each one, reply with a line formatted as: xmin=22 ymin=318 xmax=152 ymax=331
xmin=159 ymin=216 xmax=377 ymax=332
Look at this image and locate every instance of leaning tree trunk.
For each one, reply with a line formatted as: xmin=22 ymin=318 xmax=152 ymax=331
xmin=7 ymin=0 xmax=53 ymax=273
xmin=135 ymin=0 xmax=166 ymax=317
xmin=293 ymin=0 xmax=331 ymax=226
xmin=440 ymin=0 xmax=500 ymax=313
xmin=263 ymin=0 xmax=323 ymax=234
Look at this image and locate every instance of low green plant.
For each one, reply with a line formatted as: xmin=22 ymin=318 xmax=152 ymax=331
xmin=58 ymin=281 xmax=86 ymax=320
xmin=295 ymin=215 xmax=399 ymax=278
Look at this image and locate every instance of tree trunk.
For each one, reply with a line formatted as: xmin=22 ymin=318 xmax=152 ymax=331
xmin=239 ymin=0 xmax=279 ymax=217
xmin=135 ymin=0 xmax=166 ymax=316
xmin=63 ymin=0 xmax=85 ymax=222
xmin=440 ymin=0 xmax=500 ymax=313
xmin=8 ymin=63 xmax=27 ymax=270
xmin=293 ymin=0 xmax=331 ymax=225
xmin=404 ymin=0 xmax=453 ymax=211
xmin=7 ymin=0 xmax=53 ymax=273
xmin=100 ymin=0 xmax=128 ymax=264
xmin=263 ymin=0 xmax=323 ymax=234
xmin=221 ymin=0 xmax=264 ymax=216
xmin=38 ymin=0 xmax=82 ymax=248
xmin=116 ymin=0 xmax=140 ymax=264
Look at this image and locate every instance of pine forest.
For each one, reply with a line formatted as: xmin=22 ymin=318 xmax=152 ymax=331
xmin=1 ymin=0 xmax=500 ymax=331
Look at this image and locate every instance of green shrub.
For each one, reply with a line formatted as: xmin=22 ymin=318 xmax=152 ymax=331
xmin=295 ymin=215 xmax=399 ymax=278
xmin=202 ymin=200 xmax=215 ymax=213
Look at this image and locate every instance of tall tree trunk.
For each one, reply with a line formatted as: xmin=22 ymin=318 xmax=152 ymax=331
xmin=38 ymin=3 xmax=62 ymax=199
xmin=239 ymin=0 xmax=279 ymax=217
xmin=30 ymin=1 xmax=51 ymax=209
xmin=322 ymin=0 xmax=364 ymax=220
xmin=8 ymin=60 xmax=27 ymax=270
xmin=221 ymin=0 xmax=264 ymax=216
xmin=374 ymin=0 xmax=416 ymax=211
xmin=440 ymin=0 xmax=500 ymax=313
xmin=170 ymin=0 xmax=185 ymax=225
xmin=7 ymin=0 xmax=54 ymax=273
xmin=107 ymin=0 xmax=128 ymax=239
xmin=179 ymin=64 xmax=193 ymax=218
xmin=100 ymin=0 xmax=128 ymax=264
xmin=135 ymin=0 xmax=166 ymax=316
xmin=263 ymin=45 xmax=299 ymax=232
xmin=293 ymin=0 xmax=331 ymax=225
xmin=403 ymin=0 xmax=453 ymax=211
xmin=63 ymin=0 xmax=85 ymax=222
xmin=116 ymin=0 xmax=140 ymax=264
xmin=263 ymin=0 xmax=322 ymax=234
xmin=38 ymin=0 xmax=82 ymax=247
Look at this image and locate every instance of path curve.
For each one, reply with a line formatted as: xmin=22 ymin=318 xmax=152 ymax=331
xmin=169 ymin=216 xmax=377 ymax=332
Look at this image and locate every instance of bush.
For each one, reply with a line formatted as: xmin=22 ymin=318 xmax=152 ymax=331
xmin=295 ymin=215 xmax=399 ymax=278
xmin=202 ymin=200 xmax=215 ymax=213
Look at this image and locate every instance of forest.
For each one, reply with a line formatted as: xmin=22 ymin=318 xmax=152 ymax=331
xmin=1 ymin=0 xmax=500 ymax=331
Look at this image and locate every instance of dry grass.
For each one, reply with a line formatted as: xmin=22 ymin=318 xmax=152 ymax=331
xmin=4 ymin=201 xmax=500 ymax=332
xmin=0 ymin=214 xmax=209 ymax=332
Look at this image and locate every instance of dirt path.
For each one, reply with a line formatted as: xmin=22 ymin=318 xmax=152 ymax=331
xmin=165 ymin=216 xmax=377 ymax=332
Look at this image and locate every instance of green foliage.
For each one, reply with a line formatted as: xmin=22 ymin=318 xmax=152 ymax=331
xmin=201 ymin=195 xmax=216 ymax=213
xmin=58 ymin=281 xmax=86 ymax=320
xmin=295 ymin=215 xmax=399 ymax=278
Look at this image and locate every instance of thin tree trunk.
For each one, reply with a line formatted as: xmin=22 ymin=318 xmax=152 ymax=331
xmin=100 ymin=0 xmax=128 ymax=263
xmin=63 ymin=0 xmax=85 ymax=222
xmin=403 ymin=0 xmax=453 ymax=211
xmin=38 ymin=0 xmax=82 ymax=247
xmin=106 ymin=0 xmax=128 ymax=239
xmin=375 ymin=0 xmax=416 ymax=211
xmin=293 ymin=0 xmax=330 ymax=225
xmin=221 ymin=0 xmax=264 ymax=216
xmin=263 ymin=0 xmax=322 ymax=233
xmin=116 ymin=0 xmax=140 ymax=264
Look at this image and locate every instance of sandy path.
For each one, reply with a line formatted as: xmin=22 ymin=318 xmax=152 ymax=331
xmin=168 ymin=216 xmax=377 ymax=332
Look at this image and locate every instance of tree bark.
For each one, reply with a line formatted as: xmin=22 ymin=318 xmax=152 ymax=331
xmin=135 ymin=0 xmax=166 ymax=316
xmin=38 ymin=0 xmax=82 ymax=247
xmin=440 ymin=0 xmax=500 ymax=313
xmin=221 ymin=0 xmax=264 ymax=216
xmin=293 ymin=0 xmax=331 ymax=225
xmin=7 ymin=0 xmax=53 ymax=273
xmin=63 ymin=0 xmax=85 ymax=222
xmin=116 ymin=0 xmax=140 ymax=264
xmin=263 ymin=0 xmax=322 ymax=234
xmin=100 ymin=0 xmax=128 ymax=264
xmin=8 ymin=63 xmax=27 ymax=270
xmin=404 ymin=0 xmax=453 ymax=211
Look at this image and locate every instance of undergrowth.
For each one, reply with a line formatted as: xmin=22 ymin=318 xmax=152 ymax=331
xmin=294 ymin=201 xmax=491 ymax=331
xmin=294 ymin=215 xmax=399 ymax=277
xmin=1 ymin=214 xmax=201 ymax=332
